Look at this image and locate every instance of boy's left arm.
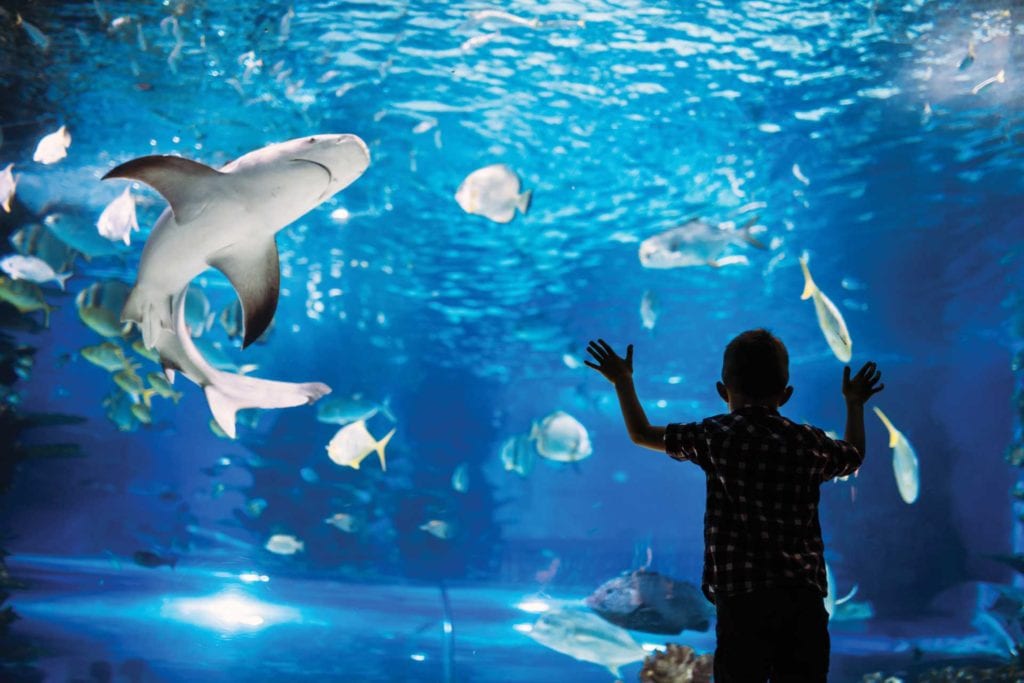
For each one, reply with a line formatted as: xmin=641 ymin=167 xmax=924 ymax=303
xmin=585 ymin=339 xmax=666 ymax=452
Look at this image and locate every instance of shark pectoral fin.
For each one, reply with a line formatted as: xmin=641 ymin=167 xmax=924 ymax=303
xmin=205 ymin=384 xmax=238 ymax=439
xmin=208 ymin=237 xmax=281 ymax=349
xmin=102 ymin=155 xmax=221 ymax=224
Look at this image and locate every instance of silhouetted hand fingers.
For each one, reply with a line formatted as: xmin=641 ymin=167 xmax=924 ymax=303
xmin=597 ymin=338 xmax=617 ymax=358
xmin=625 ymin=344 xmax=634 ymax=367
xmin=583 ymin=360 xmax=600 ymax=371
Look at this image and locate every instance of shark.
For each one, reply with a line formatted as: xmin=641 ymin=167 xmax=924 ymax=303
xmin=156 ymin=287 xmax=330 ymax=439
xmin=103 ymin=134 xmax=370 ymax=348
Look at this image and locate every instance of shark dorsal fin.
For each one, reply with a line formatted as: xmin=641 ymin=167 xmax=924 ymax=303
xmin=208 ymin=236 xmax=280 ymax=348
xmin=102 ymin=155 xmax=221 ymax=224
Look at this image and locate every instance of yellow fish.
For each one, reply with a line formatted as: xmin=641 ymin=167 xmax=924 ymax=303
xmin=800 ymin=254 xmax=852 ymax=362
xmin=0 ymin=275 xmax=56 ymax=326
xmin=326 ymin=419 xmax=394 ymax=471
xmin=76 ymin=280 xmax=132 ymax=338
xmin=873 ymin=407 xmax=919 ymax=504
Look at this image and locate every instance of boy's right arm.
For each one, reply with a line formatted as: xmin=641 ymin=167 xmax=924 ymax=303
xmin=842 ymin=361 xmax=884 ymax=458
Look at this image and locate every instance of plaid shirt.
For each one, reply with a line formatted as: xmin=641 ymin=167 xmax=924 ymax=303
xmin=665 ymin=405 xmax=862 ymax=603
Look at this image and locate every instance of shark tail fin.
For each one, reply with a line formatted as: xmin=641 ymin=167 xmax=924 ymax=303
xmin=205 ymin=384 xmax=239 ymax=439
xmin=376 ymin=428 xmax=395 ymax=471
xmin=799 ymin=255 xmax=816 ymax=300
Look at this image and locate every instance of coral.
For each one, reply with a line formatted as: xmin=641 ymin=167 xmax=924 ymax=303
xmin=639 ymin=643 xmax=713 ymax=683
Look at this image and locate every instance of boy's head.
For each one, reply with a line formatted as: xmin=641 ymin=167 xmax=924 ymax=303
xmin=717 ymin=328 xmax=793 ymax=409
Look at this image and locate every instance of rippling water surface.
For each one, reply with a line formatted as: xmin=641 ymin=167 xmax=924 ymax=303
xmin=1 ymin=0 xmax=1023 ymax=680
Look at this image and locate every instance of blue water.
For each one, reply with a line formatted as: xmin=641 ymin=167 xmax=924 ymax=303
xmin=1 ymin=0 xmax=1022 ymax=681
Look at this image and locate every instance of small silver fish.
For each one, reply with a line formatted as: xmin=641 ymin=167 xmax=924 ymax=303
xmin=0 ymin=254 xmax=71 ymax=290
xmin=16 ymin=14 xmax=50 ymax=51
xmin=96 ymin=186 xmax=139 ymax=245
xmin=0 ymin=163 xmax=15 ymax=212
xmin=264 ymin=533 xmax=304 ymax=555
xmin=32 ymin=125 xmax=71 ymax=165
xmin=455 ymin=164 xmax=532 ymax=223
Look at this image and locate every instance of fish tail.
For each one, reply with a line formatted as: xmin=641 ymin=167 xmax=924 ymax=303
xmin=517 ymin=188 xmax=533 ymax=215
xmin=43 ymin=303 xmax=56 ymax=328
xmin=739 ymin=217 xmax=766 ymax=249
xmin=142 ymin=388 xmax=156 ymax=409
xmin=872 ymin=406 xmax=899 ymax=447
xmin=56 ymin=271 xmax=72 ymax=291
xmin=799 ymin=255 xmax=816 ymax=300
xmin=171 ymin=390 xmax=183 ymax=404
xmin=376 ymin=427 xmax=396 ymax=471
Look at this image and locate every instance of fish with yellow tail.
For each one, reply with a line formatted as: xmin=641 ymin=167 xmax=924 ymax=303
xmin=799 ymin=254 xmax=852 ymax=362
xmin=873 ymin=407 xmax=919 ymax=504
xmin=326 ymin=419 xmax=394 ymax=471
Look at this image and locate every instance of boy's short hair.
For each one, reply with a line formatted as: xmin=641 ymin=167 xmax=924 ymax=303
xmin=722 ymin=329 xmax=789 ymax=398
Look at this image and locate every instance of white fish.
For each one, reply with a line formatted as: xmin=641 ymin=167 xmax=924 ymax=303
xmin=455 ymin=164 xmax=532 ymax=223
xmin=326 ymin=419 xmax=394 ymax=471
xmin=824 ymin=562 xmax=859 ymax=620
xmin=184 ymin=285 xmax=214 ymax=337
xmin=33 ymin=125 xmax=71 ymax=165
xmin=420 ymin=519 xmax=454 ymax=539
xmin=148 ymin=289 xmax=331 ymax=439
xmin=792 ymin=163 xmax=810 ymax=185
xmin=640 ymin=290 xmax=658 ymax=330
xmin=531 ymin=411 xmax=592 ymax=463
xmin=799 ymin=254 xmax=852 ymax=363
xmin=324 ymin=513 xmax=359 ymax=533
xmin=638 ymin=217 xmax=764 ymax=269
xmin=524 ymin=606 xmax=647 ymax=677
xmin=0 ymin=163 xmax=15 ymax=212
xmin=97 ymin=186 xmax=139 ymax=245
xmin=873 ymin=407 xmax=919 ymax=504
xmin=971 ymin=69 xmax=1005 ymax=95
xmin=0 ymin=254 xmax=71 ymax=290
xmin=16 ymin=14 xmax=50 ymax=51
xmin=451 ymin=462 xmax=469 ymax=493
xmin=103 ymin=133 xmax=370 ymax=349
xmin=500 ymin=433 xmax=535 ymax=476
xmin=264 ymin=533 xmax=304 ymax=555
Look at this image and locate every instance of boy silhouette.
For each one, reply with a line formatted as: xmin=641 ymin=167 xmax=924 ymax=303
xmin=585 ymin=329 xmax=883 ymax=682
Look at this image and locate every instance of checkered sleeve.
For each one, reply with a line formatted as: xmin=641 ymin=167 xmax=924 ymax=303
xmin=664 ymin=421 xmax=709 ymax=469
xmin=809 ymin=426 xmax=864 ymax=481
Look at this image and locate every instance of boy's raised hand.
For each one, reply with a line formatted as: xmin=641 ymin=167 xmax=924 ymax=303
xmin=585 ymin=339 xmax=633 ymax=385
xmin=843 ymin=361 xmax=884 ymax=405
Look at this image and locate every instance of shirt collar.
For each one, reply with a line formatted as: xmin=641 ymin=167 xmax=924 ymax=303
xmin=732 ymin=404 xmax=780 ymax=416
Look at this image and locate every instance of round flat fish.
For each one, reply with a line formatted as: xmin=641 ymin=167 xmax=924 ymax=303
xmin=455 ymin=163 xmax=532 ymax=223
xmin=532 ymin=410 xmax=592 ymax=462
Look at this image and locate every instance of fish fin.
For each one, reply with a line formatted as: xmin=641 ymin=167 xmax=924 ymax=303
xmin=171 ymin=390 xmax=183 ymax=404
xmin=207 ymin=236 xmax=280 ymax=348
xmin=43 ymin=304 xmax=55 ymax=328
xmin=162 ymin=364 xmax=176 ymax=384
xmin=205 ymin=384 xmax=239 ymax=439
xmin=799 ymin=255 xmax=816 ymax=300
xmin=739 ymin=217 xmax=766 ymax=249
xmin=122 ymin=287 xmax=172 ymax=349
xmin=376 ymin=427 xmax=395 ymax=471
xmin=606 ymin=664 xmax=622 ymax=678
xmin=517 ymin=188 xmax=533 ymax=215
xmin=56 ymin=272 xmax=72 ymax=291
xmin=102 ymin=155 xmax=221 ymax=224
xmin=142 ymin=388 xmax=156 ymax=409
xmin=379 ymin=396 xmax=396 ymax=423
